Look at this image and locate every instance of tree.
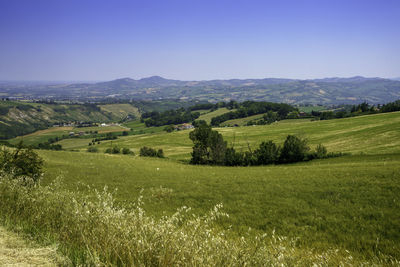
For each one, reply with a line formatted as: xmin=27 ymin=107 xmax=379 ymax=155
xmin=224 ymin=147 xmax=244 ymax=166
xmin=189 ymin=123 xmax=226 ymax=164
xmin=189 ymin=124 xmax=212 ymax=164
xmin=279 ymin=135 xmax=309 ymax=163
xmin=164 ymin=125 xmax=175 ymax=133
xmin=263 ymin=111 xmax=278 ymax=124
xmin=0 ymin=142 xmax=43 ymax=182
xmin=208 ymin=130 xmax=227 ymax=164
xmin=254 ymin=141 xmax=280 ymax=165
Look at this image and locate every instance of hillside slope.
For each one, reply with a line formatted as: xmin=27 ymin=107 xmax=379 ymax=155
xmin=0 ymin=101 xmax=133 ymax=139
xmin=56 ymin=111 xmax=400 ymax=159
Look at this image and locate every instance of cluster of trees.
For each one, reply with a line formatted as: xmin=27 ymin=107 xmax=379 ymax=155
xmin=104 ymin=146 xmax=133 ymax=155
xmin=187 ymin=101 xmax=240 ymax=112
xmin=245 ymin=110 xmax=281 ymax=126
xmin=311 ymin=99 xmax=400 ymax=121
xmin=210 ymin=101 xmax=296 ymax=126
xmin=190 ymin=123 xmax=337 ymax=166
xmin=380 ymin=100 xmax=400 ymax=113
xmin=141 ymin=109 xmax=200 ymax=127
xmin=0 ymin=143 xmax=43 ymax=182
xmin=35 ymin=142 xmax=62 ymax=150
xmin=139 ymin=146 xmax=164 ymax=158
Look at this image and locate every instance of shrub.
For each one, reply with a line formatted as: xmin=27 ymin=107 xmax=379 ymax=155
xmin=254 ymin=141 xmax=280 ymax=165
xmin=163 ymin=125 xmax=175 ymax=133
xmin=0 ymin=144 xmax=43 ymax=182
xmin=315 ymin=144 xmax=327 ymax=158
xmin=87 ymin=147 xmax=98 ymax=153
xmin=189 ymin=123 xmax=226 ymax=164
xmin=279 ymin=135 xmax=309 ymax=163
xmin=104 ymin=147 xmax=120 ymax=154
xmin=224 ymin=147 xmax=244 ymax=166
xmin=122 ymin=147 xmax=134 ymax=155
xmin=140 ymin=146 xmax=164 ymax=158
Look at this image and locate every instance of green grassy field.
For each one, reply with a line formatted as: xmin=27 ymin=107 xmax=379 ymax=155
xmin=3 ymin=111 xmax=400 ymax=263
xmin=26 ymin=111 xmax=400 ymax=262
xmin=196 ymin=108 xmax=232 ymax=123
xmin=70 ymin=112 xmax=400 ymax=159
xmin=220 ymin=113 xmax=265 ymax=126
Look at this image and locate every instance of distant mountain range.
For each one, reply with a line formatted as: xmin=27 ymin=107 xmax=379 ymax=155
xmin=1 ymin=76 xmax=400 ymax=105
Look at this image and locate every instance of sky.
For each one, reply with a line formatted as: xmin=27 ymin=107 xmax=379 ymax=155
xmin=0 ymin=0 xmax=399 ymax=81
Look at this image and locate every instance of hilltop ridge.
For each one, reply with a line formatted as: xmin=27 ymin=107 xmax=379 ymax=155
xmin=1 ymin=76 xmax=400 ymax=105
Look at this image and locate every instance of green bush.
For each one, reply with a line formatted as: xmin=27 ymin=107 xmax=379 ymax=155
xmin=254 ymin=141 xmax=280 ymax=165
xmin=122 ymin=147 xmax=134 ymax=155
xmin=163 ymin=125 xmax=175 ymax=133
xmin=87 ymin=146 xmax=98 ymax=153
xmin=139 ymin=146 xmax=164 ymax=158
xmin=104 ymin=147 xmax=120 ymax=154
xmin=279 ymin=135 xmax=310 ymax=163
xmin=189 ymin=124 xmax=226 ymax=164
xmin=0 ymin=144 xmax=43 ymax=182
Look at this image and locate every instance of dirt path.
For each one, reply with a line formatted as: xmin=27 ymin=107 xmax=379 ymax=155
xmin=0 ymin=226 xmax=65 ymax=266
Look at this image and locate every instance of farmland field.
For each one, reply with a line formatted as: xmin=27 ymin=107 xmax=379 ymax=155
xmin=2 ymin=111 xmax=400 ymax=264
xmin=196 ymin=107 xmax=232 ymax=123
xmin=9 ymin=125 xmax=127 ymax=146
xmin=64 ymin=111 xmax=400 ymax=159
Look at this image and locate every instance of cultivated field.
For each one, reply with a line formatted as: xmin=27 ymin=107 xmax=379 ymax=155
xmin=9 ymin=125 xmax=127 ymax=146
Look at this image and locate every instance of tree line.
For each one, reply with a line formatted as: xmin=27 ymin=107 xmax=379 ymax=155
xmin=311 ymin=99 xmax=400 ymax=120
xmin=141 ymin=108 xmax=200 ymax=127
xmin=189 ymin=123 xmax=340 ymax=166
xmin=210 ymin=101 xmax=296 ymax=126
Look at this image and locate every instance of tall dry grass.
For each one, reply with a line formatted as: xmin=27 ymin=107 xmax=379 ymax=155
xmin=0 ymin=173 xmax=397 ymax=266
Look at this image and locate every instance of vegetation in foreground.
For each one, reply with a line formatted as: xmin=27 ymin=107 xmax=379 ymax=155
xmin=0 ymin=225 xmax=65 ymax=266
xmin=1 ymin=174 xmax=396 ymax=266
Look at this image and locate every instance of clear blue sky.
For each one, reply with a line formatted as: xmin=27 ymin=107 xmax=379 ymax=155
xmin=0 ymin=0 xmax=399 ymax=81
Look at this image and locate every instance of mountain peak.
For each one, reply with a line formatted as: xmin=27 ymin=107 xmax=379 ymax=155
xmin=139 ymin=76 xmax=167 ymax=82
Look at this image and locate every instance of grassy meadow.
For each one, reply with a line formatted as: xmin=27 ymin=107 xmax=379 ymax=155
xmin=62 ymin=111 xmax=400 ymax=159
xmin=196 ymin=107 xmax=232 ymax=123
xmin=2 ymin=111 xmax=400 ymax=264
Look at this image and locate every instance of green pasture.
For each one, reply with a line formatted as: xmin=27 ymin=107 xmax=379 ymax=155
xmin=38 ymin=150 xmax=400 ymax=260
xmin=122 ymin=120 xmax=165 ymax=134
xmin=70 ymin=112 xmax=400 ymax=159
xmin=220 ymin=113 xmax=265 ymax=126
xmin=9 ymin=111 xmax=400 ymax=261
xmin=196 ymin=108 xmax=232 ymax=123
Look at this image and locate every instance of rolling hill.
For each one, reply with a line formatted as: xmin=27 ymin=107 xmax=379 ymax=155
xmin=1 ymin=76 xmax=400 ymax=105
